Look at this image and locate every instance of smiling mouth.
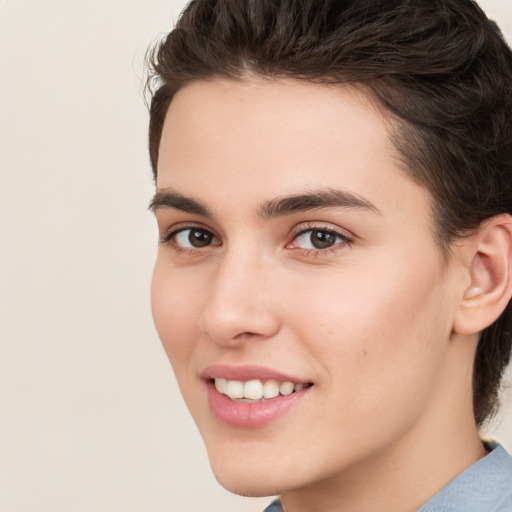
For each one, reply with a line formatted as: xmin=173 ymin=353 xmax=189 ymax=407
xmin=212 ymin=377 xmax=313 ymax=402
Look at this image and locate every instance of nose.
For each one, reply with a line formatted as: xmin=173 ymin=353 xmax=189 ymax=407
xmin=197 ymin=251 xmax=281 ymax=347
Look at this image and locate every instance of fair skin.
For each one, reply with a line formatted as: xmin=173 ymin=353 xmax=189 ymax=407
xmin=150 ymin=78 xmax=508 ymax=512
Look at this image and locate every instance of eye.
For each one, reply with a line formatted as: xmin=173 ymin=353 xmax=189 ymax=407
xmin=288 ymin=228 xmax=350 ymax=251
xmin=164 ymin=227 xmax=221 ymax=249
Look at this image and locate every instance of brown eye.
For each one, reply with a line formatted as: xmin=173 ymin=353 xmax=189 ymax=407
xmin=289 ymin=228 xmax=350 ymax=251
xmin=189 ymin=229 xmax=213 ymax=247
xmin=173 ymin=228 xmax=219 ymax=248
xmin=309 ymin=230 xmax=337 ymax=249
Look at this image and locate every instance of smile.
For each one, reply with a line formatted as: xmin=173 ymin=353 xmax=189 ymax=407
xmin=203 ymin=368 xmax=313 ymax=428
xmin=214 ymin=377 xmax=312 ymax=402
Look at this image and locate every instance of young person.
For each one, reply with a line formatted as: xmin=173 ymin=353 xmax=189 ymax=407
xmin=146 ymin=1 xmax=512 ymax=510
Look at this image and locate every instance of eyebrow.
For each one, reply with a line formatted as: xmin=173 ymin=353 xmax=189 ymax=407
xmin=258 ymin=188 xmax=381 ymax=219
xmin=149 ymin=189 xmax=211 ymax=217
xmin=149 ymin=187 xmax=380 ymax=218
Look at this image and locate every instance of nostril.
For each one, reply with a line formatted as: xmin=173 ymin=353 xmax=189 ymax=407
xmin=235 ymin=331 xmax=260 ymax=338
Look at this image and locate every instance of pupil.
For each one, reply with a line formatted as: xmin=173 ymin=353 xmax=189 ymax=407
xmin=189 ymin=229 xmax=212 ymax=247
xmin=311 ymin=230 xmax=335 ymax=249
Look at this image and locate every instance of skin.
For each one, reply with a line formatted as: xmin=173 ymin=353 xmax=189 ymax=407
xmin=151 ymin=78 xmax=487 ymax=512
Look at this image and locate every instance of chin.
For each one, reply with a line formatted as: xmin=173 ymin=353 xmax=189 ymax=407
xmin=208 ymin=454 xmax=298 ymax=498
xmin=214 ymin=472 xmax=285 ymax=498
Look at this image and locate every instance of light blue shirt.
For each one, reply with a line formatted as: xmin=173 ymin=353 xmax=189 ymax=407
xmin=263 ymin=444 xmax=512 ymax=512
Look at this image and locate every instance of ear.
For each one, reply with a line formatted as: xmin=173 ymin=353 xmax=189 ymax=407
xmin=453 ymin=214 xmax=512 ymax=335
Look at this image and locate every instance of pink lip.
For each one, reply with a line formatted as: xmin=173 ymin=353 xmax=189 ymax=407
xmin=201 ymin=364 xmax=307 ymax=383
xmin=201 ymin=365 xmax=313 ymax=429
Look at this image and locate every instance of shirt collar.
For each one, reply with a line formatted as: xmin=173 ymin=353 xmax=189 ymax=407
xmin=417 ymin=443 xmax=512 ymax=512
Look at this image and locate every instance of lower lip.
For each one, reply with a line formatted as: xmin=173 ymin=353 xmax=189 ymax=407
xmin=206 ymin=382 xmax=309 ymax=429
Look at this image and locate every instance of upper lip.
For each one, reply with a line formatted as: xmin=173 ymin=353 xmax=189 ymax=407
xmin=200 ymin=364 xmax=311 ymax=384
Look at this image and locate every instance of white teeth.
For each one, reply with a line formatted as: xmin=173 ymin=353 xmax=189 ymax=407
xmin=225 ymin=380 xmax=244 ymax=399
xmin=214 ymin=378 xmax=227 ymax=394
xmin=244 ymin=379 xmax=263 ymax=400
xmin=263 ymin=379 xmax=280 ymax=399
xmin=214 ymin=377 xmax=309 ymax=401
xmin=279 ymin=381 xmax=295 ymax=396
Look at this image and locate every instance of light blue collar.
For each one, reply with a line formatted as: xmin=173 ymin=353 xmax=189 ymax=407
xmin=418 ymin=443 xmax=512 ymax=512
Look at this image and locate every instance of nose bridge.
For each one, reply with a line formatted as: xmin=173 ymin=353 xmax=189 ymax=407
xmin=198 ymin=243 xmax=280 ymax=345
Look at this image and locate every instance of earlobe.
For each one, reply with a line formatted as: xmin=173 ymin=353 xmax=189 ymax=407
xmin=453 ymin=214 xmax=512 ymax=335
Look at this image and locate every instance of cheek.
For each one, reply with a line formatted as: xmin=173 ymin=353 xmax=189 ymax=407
xmin=285 ymin=254 xmax=451 ymax=402
xmin=150 ymin=259 xmax=203 ymax=374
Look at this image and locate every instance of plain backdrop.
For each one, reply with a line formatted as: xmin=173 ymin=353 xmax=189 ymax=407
xmin=1 ymin=1 xmax=511 ymax=511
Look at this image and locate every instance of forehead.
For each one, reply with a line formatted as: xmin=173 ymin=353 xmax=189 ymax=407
xmin=157 ymin=78 xmax=430 ymax=224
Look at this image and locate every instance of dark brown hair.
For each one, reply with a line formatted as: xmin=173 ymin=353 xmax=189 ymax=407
xmin=146 ymin=0 xmax=512 ymax=426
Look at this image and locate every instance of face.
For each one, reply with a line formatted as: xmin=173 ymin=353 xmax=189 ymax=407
xmin=151 ymin=79 xmax=464 ymax=496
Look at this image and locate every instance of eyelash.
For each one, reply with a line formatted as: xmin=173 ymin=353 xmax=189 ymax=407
xmin=160 ymin=222 xmax=353 ymax=256
xmin=159 ymin=223 xmax=219 ymax=254
xmin=287 ymin=222 xmax=353 ymax=255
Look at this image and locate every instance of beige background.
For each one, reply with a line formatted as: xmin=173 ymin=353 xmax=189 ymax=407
xmin=1 ymin=1 xmax=511 ymax=510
